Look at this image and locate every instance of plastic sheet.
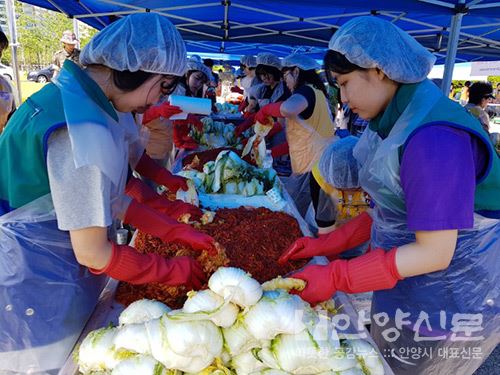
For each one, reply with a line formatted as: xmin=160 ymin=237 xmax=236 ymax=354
xmin=281 ymin=173 xmax=336 ymax=232
xmin=0 ymin=195 xmax=107 ymax=374
xmin=318 ymin=136 xmax=360 ymax=189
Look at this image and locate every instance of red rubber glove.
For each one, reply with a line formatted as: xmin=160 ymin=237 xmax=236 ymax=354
xmin=292 ymin=248 xmax=402 ymax=305
xmin=124 ymin=199 xmax=216 ymax=255
xmin=255 ymin=102 xmax=283 ymax=125
xmin=234 ymin=113 xmax=256 ymax=138
xmin=266 ymin=121 xmax=283 ymax=139
xmin=142 ymin=103 xmax=182 ymax=124
xmin=279 ymin=212 xmax=373 ymax=264
xmin=135 ymin=152 xmax=188 ymax=192
xmin=173 ymin=115 xmax=203 ymax=150
xmin=90 ymin=243 xmax=205 ymax=289
xmin=270 ymin=142 xmax=289 ymax=158
xmin=231 ymin=86 xmax=244 ymax=94
xmin=125 ymin=177 xmax=202 ymax=221
xmin=238 ymin=99 xmax=248 ymax=113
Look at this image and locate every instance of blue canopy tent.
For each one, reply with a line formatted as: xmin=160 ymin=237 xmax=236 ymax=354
xmin=6 ymin=0 xmax=500 ymax=102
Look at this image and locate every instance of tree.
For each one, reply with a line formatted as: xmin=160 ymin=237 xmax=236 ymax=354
xmin=3 ymin=1 xmax=97 ymax=68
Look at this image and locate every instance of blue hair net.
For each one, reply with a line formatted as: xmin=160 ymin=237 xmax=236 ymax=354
xmin=81 ymin=13 xmax=187 ymax=76
xmin=319 ymin=136 xmax=360 ymax=189
xmin=256 ymin=52 xmax=281 ymax=70
xmin=186 ymin=56 xmax=214 ymax=81
xmin=240 ymin=55 xmax=257 ymax=68
xmin=328 ymin=16 xmax=435 ymax=83
xmin=281 ymin=54 xmax=320 ymax=71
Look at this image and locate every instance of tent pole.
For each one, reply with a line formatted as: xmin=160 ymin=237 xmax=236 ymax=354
xmin=73 ymin=18 xmax=80 ymax=49
xmin=441 ymin=0 xmax=466 ymax=95
xmin=5 ymin=0 xmax=22 ymax=104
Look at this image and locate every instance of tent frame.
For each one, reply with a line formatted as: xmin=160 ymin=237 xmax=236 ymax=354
xmin=8 ymin=0 xmax=500 ymax=102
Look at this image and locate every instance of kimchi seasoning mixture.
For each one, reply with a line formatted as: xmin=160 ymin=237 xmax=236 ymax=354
xmin=115 ymin=207 xmax=306 ymax=308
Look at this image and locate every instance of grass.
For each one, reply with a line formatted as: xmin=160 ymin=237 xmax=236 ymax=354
xmin=13 ymin=71 xmax=47 ymax=103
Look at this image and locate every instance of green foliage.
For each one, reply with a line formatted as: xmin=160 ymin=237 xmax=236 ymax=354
xmin=488 ymin=76 xmax=500 ymax=88
xmin=4 ymin=1 xmax=97 ymax=67
xmin=16 ymin=2 xmax=72 ymax=66
xmin=79 ymin=27 xmax=98 ymax=49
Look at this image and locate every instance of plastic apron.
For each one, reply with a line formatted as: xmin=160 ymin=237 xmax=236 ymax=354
xmin=0 ymin=68 xmax=140 ymax=373
xmin=353 ymin=80 xmax=500 ymax=374
xmin=283 ymin=107 xmax=337 ymax=229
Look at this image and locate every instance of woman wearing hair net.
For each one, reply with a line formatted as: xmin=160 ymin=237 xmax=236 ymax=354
xmin=170 ymin=55 xmax=218 ymax=150
xmin=239 ymin=55 xmax=260 ymax=96
xmin=251 ymin=53 xmax=337 ymax=232
xmin=281 ymin=17 xmax=499 ymax=374
xmin=0 ymin=14 xmax=215 ymax=373
xmin=176 ymin=55 xmax=217 ymax=105
xmin=234 ymin=52 xmax=291 ymax=135
xmin=236 ymin=55 xmax=261 ymax=113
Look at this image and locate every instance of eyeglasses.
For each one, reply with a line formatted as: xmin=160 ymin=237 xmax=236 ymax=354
xmin=160 ymin=75 xmax=180 ymax=95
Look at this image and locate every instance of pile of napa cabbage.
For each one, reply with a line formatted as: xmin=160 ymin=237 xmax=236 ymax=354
xmin=77 ymin=267 xmax=384 ymax=375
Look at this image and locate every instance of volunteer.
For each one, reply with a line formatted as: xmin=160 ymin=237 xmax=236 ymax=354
xmin=0 ymin=14 xmax=214 ymax=373
xmin=176 ymin=55 xmax=216 ymax=106
xmin=239 ymin=55 xmax=260 ymax=102
xmin=253 ymin=54 xmax=337 ymax=232
xmin=281 ymin=17 xmax=500 ymax=374
xmin=235 ymin=52 xmax=290 ymax=129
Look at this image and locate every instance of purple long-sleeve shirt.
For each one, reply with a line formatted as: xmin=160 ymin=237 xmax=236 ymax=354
xmin=400 ymin=125 xmax=488 ymax=231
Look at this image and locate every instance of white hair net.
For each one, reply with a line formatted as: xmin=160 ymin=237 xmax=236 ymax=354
xmin=319 ymin=136 xmax=360 ymax=189
xmin=328 ymin=16 xmax=435 ymax=83
xmin=186 ymin=56 xmax=214 ymax=81
xmin=189 ymin=54 xmax=203 ymax=63
xmin=240 ymin=55 xmax=257 ymax=68
xmin=81 ymin=13 xmax=187 ymax=76
xmin=256 ymin=52 xmax=281 ymax=70
xmin=281 ymin=54 xmax=320 ymax=71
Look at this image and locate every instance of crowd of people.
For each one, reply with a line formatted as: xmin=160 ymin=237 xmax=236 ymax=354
xmin=0 ymin=12 xmax=498 ymax=375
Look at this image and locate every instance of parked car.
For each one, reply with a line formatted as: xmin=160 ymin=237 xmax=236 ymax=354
xmin=27 ymin=65 xmax=55 ymax=83
xmin=0 ymin=63 xmax=13 ymax=80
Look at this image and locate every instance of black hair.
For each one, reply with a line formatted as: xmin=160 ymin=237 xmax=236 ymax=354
xmin=203 ymin=58 xmax=214 ymax=68
xmin=255 ymin=64 xmax=281 ymax=81
xmin=323 ymin=50 xmax=366 ymax=85
xmin=468 ymin=81 xmax=493 ymax=105
xmin=283 ymin=66 xmax=327 ymax=97
xmin=465 ymin=81 xmax=471 ymax=87
xmin=187 ymin=69 xmax=208 ymax=83
xmin=112 ymin=69 xmax=155 ymax=92
xmin=183 ymin=70 xmax=208 ymax=97
xmin=0 ymin=30 xmax=8 ymax=52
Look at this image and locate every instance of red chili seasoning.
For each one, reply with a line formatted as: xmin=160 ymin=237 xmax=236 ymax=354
xmin=115 ymin=207 xmax=306 ymax=308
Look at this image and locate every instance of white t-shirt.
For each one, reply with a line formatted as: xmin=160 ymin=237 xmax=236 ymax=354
xmin=47 ymin=127 xmax=113 ymax=231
